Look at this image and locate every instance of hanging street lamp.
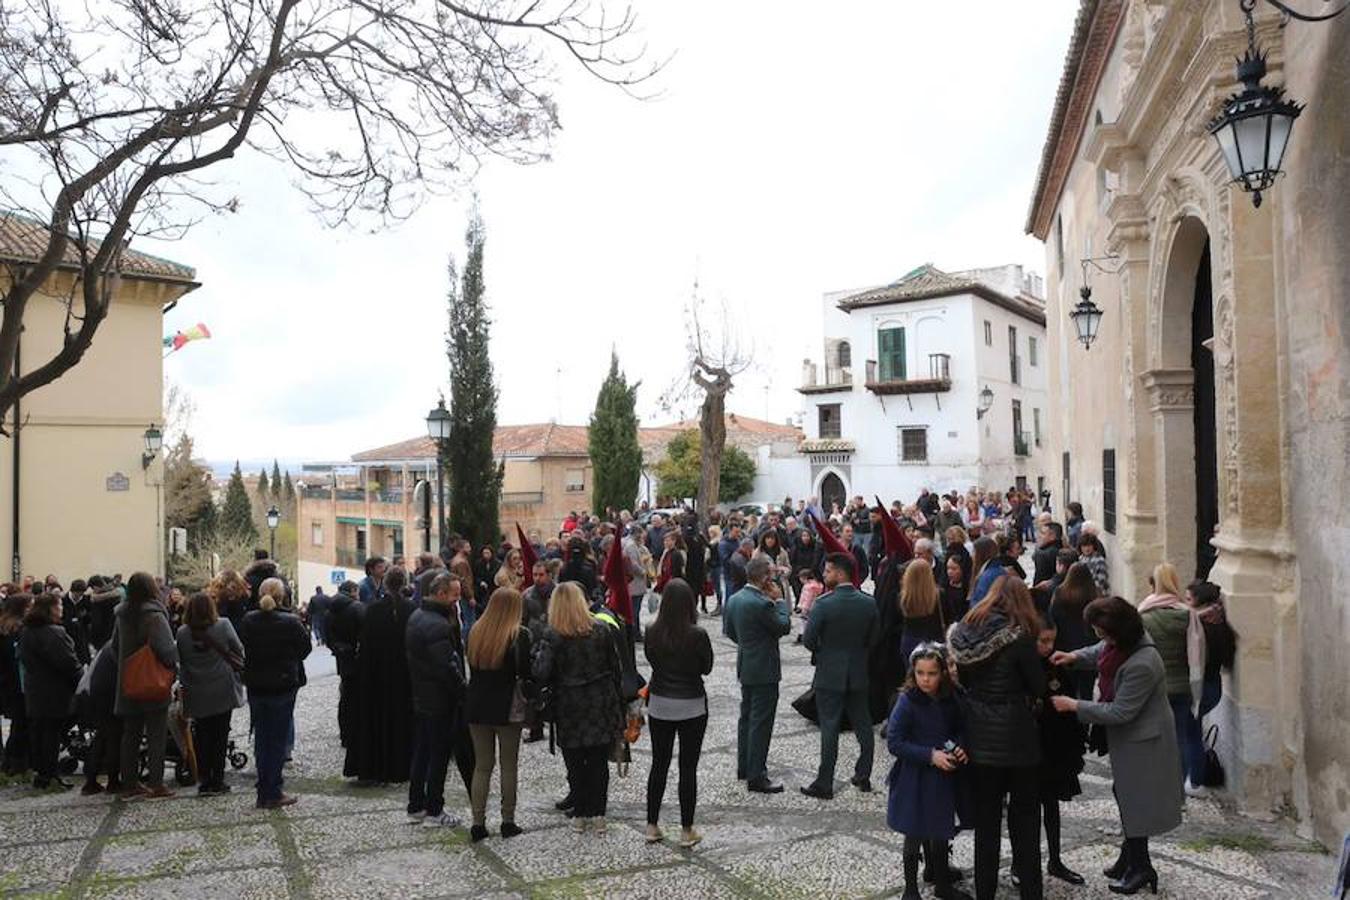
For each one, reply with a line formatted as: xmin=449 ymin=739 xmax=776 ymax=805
xmin=1208 ymin=0 xmax=1346 ymax=208
xmin=141 ymin=424 xmax=163 ymax=469
xmin=1070 ymin=286 xmax=1105 ymax=350
xmin=976 ymin=385 xmax=995 ymax=420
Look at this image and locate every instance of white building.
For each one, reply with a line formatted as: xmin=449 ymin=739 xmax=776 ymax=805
xmin=798 ymin=264 xmax=1052 ymax=510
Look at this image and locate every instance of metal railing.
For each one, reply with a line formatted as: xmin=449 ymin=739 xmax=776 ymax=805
xmin=1014 ymin=431 xmax=1031 ymax=457
xmin=335 ymin=547 xmax=364 ymax=568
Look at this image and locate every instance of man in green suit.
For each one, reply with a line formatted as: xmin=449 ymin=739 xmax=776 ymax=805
xmin=722 ymin=555 xmax=792 ymax=793
xmin=801 ymin=551 xmax=879 ymax=799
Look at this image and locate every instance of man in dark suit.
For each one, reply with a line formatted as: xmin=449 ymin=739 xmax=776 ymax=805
xmin=722 ymin=555 xmax=792 ymax=793
xmin=801 ymin=552 xmax=879 ymax=799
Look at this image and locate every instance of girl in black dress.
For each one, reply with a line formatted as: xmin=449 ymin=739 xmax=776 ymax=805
xmin=1033 ymin=619 xmax=1087 ymax=885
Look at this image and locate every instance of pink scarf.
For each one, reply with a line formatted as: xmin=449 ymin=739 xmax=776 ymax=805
xmin=1138 ymin=592 xmax=1206 ymax=713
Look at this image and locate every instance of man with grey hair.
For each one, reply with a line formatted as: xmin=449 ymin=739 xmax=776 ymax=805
xmin=722 ymin=555 xmax=791 ymax=793
xmin=726 ymin=537 xmax=754 ymax=595
xmin=913 ymin=538 xmax=937 ymax=568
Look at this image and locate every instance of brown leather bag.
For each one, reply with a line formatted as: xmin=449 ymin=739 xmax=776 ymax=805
xmin=122 ymin=643 xmax=174 ymax=703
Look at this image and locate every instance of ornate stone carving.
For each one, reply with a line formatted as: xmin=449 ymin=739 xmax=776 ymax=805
xmin=1213 ymin=294 xmax=1240 ymax=517
xmin=1213 ymin=181 xmax=1233 ymax=292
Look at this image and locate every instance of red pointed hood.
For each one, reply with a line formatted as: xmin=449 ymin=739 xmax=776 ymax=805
xmin=604 ymin=533 xmax=633 ymax=624
xmin=515 ymin=523 xmax=539 ymax=579
xmin=875 ymin=496 xmax=914 ymax=563
xmin=807 ymin=512 xmax=861 ymax=587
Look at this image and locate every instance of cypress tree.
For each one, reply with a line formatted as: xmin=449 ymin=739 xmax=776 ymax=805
xmin=588 ymin=351 xmax=642 ymax=516
xmin=221 ymin=462 xmax=258 ymax=542
xmin=271 ymin=460 xmax=282 ymax=498
xmin=445 ymin=207 xmax=503 ymax=548
xmin=282 ymin=471 xmax=296 ymax=506
xmin=256 ymin=467 xmax=269 ymax=499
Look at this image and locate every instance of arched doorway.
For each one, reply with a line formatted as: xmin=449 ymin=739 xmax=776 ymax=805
xmin=819 ymin=471 xmax=846 ymax=516
xmin=1152 ymin=216 xmax=1220 ymax=581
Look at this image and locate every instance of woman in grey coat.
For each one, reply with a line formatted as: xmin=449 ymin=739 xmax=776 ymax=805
xmin=1051 ymin=596 xmax=1182 ymax=896
xmin=111 ymin=572 xmax=179 ymax=799
xmin=176 ymin=591 xmax=245 ymax=795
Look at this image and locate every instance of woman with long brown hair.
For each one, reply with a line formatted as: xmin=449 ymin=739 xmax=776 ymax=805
xmin=494 ymin=549 xmax=525 ymax=592
xmin=176 ymin=590 xmax=246 ymax=795
xmin=209 ymin=570 xmax=251 ymax=631
xmin=948 ymin=575 xmax=1046 ymax=900
xmin=113 ymin=572 xmax=180 ymax=799
xmin=465 ymin=587 xmax=533 ymax=842
xmin=1051 ymin=563 xmax=1097 ymax=699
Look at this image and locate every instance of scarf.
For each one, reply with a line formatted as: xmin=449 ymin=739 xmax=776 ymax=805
xmin=1138 ymin=592 xmax=1206 ymax=713
xmin=1097 ymin=643 xmax=1126 ymax=701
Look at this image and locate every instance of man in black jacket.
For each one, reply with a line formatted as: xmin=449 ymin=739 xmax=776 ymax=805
xmin=1032 ymin=522 xmax=1064 ymax=587
xmin=325 ymin=582 xmax=364 ymax=748
xmin=404 ymin=571 xmax=467 ymax=827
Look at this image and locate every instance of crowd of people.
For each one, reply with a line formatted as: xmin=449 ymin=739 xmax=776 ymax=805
xmin=0 ymin=486 xmax=1240 ymax=899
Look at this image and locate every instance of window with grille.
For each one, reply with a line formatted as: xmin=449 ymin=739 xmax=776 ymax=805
xmin=984 ymin=320 xmax=992 ymax=346
xmin=878 ymin=327 xmax=906 ymax=381
xmin=1103 ymin=449 xmax=1117 ymax=534
xmin=837 ymin=341 xmax=852 ymax=368
xmin=1029 ymin=336 xmax=1038 ymax=367
xmin=898 ymin=427 xmax=928 ymax=463
xmin=565 ymin=468 xmax=586 ymax=492
xmin=818 ymin=404 xmax=841 ymax=438
xmin=1033 ymin=408 xmax=1042 ymax=446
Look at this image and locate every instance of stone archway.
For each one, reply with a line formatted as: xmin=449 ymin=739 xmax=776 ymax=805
xmin=817 ymin=470 xmax=847 ymax=516
xmin=1143 ymin=214 xmax=1219 ymax=581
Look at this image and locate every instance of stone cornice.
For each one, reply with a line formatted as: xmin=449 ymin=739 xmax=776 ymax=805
xmin=1140 ymin=367 xmax=1195 ymax=411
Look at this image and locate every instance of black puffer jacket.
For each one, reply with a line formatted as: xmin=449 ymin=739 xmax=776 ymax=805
xmin=326 ymin=592 xmax=364 ymax=676
xmin=949 ymin=613 xmax=1044 ymax=768
xmin=644 ymin=627 xmax=714 ymax=700
xmin=238 ymin=610 xmax=312 ymax=695
xmin=405 ymin=602 xmax=464 ymax=718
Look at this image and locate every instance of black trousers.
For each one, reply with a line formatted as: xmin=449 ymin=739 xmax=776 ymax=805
xmin=85 ymin=716 xmax=123 ymax=785
xmin=562 ymin=744 xmax=611 ymax=818
xmin=2 ymin=708 xmax=29 ymax=772
xmin=408 ymin=712 xmax=454 ymax=816
xmin=193 ymin=711 xmax=233 ymax=789
xmin=336 ymin=670 xmax=357 ymax=748
xmin=646 ymin=714 xmax=708 ymax=828
xmin=972 ymin=763 xmax=1042 ymax=900
xmin=30 ymin=716 xmax=65 ymax=781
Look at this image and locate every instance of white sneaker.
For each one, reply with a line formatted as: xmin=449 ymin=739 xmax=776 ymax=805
xmin=422 ymin=812 xmax=462 ymax=828
xmin=407 ymin=811 xmax=426 ymax=824
xmin=571 ymin=816 xmax=590 ymax=833
xmin=1184 ymin=779 xmax=1209 ymax=798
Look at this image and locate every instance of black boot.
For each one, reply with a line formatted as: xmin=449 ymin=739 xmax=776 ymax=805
xmin=1043 ymin=801 xmax=1084 ymax=885
xmin=1103 ymin=840 xmax=1129 ymax=879
xmin=927 ymin=839 xmax=973 ymax=900
xmin=924 ymin=841 xmax=964 ymax=885
xmin=1109 ymin=837 xmax=1158 ymax=895
xmin=901 ymin=839 xmax=922 ymax=900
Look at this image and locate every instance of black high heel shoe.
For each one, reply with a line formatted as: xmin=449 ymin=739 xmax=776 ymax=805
xmin=1108 ymin=867 xmax=1158 ymax=895
xmin=1103 ymin=843 xmax=1129 ymax=880
xmin=1047 ymin=860 xmax=1086 ymax=886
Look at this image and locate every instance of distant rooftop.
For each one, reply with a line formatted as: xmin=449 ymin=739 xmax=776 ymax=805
xmin=834 ymin=263 xmax=1046 ymax=326
xmin=0 ymin=212 xmax=198 ymax=284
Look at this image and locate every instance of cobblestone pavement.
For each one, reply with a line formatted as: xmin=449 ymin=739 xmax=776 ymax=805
xmin=1 ymin=606 xmax=1334 ymax=898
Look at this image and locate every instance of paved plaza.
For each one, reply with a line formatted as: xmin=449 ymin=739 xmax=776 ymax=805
xmin=0 ymin=608 xmax=1336 ymax=899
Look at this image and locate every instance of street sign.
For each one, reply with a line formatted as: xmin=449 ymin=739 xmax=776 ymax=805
xmin=330 ymin=570 xmax=346 ymax=585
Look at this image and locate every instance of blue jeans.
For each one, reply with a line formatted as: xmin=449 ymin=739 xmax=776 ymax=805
xmin=1168 ymin=693 xmax=1202 ymax=786
xmin=249 ymin=690 xmax=296 ymax=804
xmin=1179 ymin=676 xmax=1224 ymax=785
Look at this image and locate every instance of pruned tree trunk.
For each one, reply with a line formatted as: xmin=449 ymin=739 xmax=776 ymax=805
xmin=693 ymin=365 xmax=733 ymax=529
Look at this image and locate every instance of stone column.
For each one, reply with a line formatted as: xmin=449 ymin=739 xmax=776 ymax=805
xmin=1139 ymin=368 xmax=1197 ymax=580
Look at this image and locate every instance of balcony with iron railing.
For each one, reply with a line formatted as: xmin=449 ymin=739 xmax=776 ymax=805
xmin=1010 ymin=353 xmax=1022 ymax=385
xmin=798 ymin=364 xmax=853 ymax=395
xmin=864 ymin=353 xmax=953 ymax=395
xmin=1014 ymin=431 xmax=1032 ymax=457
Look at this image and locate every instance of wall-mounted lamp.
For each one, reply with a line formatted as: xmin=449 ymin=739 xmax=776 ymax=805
xmin=142 ymin=425 xmax=163 ymax=469
xmin=1071 ymin=256 xmax=1123 ymax=350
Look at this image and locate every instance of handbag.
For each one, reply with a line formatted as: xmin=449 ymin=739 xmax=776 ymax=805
xmin=508 ymin=682 xmax=529 ymax=724
xmin=1202 ymin=724 xmax=1226 ymax=787
xmin=203 ymin=633 xmax=244 ymax=673
xmin=122 ymin=643 xmax=173 ymax=704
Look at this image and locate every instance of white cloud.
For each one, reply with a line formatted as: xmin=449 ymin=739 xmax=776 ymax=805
xmin=152 ymin=0 xmax=1079 ymax=463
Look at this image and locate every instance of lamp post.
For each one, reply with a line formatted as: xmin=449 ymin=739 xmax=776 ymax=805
xmin=976 ymin=385 xmax=994 ymax=420
xmin=141 ymin=425 xmax=163 ymax=469
xmin=425 ymin=399 xmax=452 ymax=555
xmin=266 ymin=505 xmax=280 ymax=560
xmin=1207 ymin=0 xmax=1346 ymax=208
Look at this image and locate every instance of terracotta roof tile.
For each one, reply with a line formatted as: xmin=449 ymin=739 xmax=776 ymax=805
xmin=0 ymin=212 xmax=198 ymax=283
xmin=835 ymin=264 xmax=1047 ymax=326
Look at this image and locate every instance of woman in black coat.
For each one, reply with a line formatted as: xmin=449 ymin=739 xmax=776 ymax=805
xmin=533 ymin=581 xmax=623 ymax=834
xmin=788 ymin=529 xmax=824 ymax=602
xmin=948 ymin=574 xmax=1046 ymax=900
xmin=19 ymin=593 xmax=83 ymax=789
xmin=0 ymin=593 xmax=32 ymax=776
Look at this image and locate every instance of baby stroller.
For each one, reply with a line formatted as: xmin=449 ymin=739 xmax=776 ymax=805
xmin=139 ymin=705 xmax=249 ymax=786
xmin=58 ymin=720 xmax=95 ymax=776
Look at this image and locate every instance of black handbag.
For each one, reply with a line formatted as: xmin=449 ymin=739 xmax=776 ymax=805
xmin=1202 ymin=724 xmax=1226 ymax=787
xmin=791 ymin=687 xmax=820 ymax=724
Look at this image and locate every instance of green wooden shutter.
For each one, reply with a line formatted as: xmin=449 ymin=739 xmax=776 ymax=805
xmin=878 ymin=327 xmax=906 ymax=381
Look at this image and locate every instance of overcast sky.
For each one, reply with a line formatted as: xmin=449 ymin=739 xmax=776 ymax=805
xmin=151 ymin=1 xmax=1079 ymax=465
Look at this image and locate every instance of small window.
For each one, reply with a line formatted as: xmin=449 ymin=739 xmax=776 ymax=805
xmin=391 ymin=527 xmax=404 ymax=557
xmin=355 ymin=527 xmax=367 ymax=554
xmin=1029 ymin=336 xmax=1038 ymax=367
xmin=877 ymin=327 xmax=906 ymax=382
xmin=898 ymin=427 xmax=928 ymax=463
xmin=1062 ymin=451 xmax=1071 ymax=510
xmin=1055 ymin=214 xmax=1065 ymax=273
xmin=565 ymin=468 xmax=586 ymax=492
xmin=1033 ymin=408 xmax=1042 ymax=447
xmin=1103 ymin=449 xmax=1117 ymax=534
xmin=311 ymin=522 xmax=324 ymax=546
xmin=837 ymin=340 xmax=852 ymax=369
xmin=818 ymin=403 xmax=841 ymax=439
xmin=983 ymin=320 xmax=992 ymax=346
xmin=1009 ymin=325 xmax=1020 ymax=384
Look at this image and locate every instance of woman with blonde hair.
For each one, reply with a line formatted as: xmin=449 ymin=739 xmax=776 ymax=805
xmin=465 ymin=587 xmax=533 ymax=842
xmin=1138 ymin=561 xmax=1206 ymax=790
xmin=210 ymin=569 xmax=251 ymax=631
xmin=239 ymin=576 xmax=311 ymax=808
xmin=494 ymin=549 xmax=525 ymax=592
xmin=533 ymin=581 xmax=623 ymax=834
xmin=898 ymin=560 xmax=944 ymax=664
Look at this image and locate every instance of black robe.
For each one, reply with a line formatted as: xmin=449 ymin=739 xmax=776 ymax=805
xmin=867 ymin=556 xmax=904 ymax=724
xmin=344 ymin=593 xmax=416 ymax=782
